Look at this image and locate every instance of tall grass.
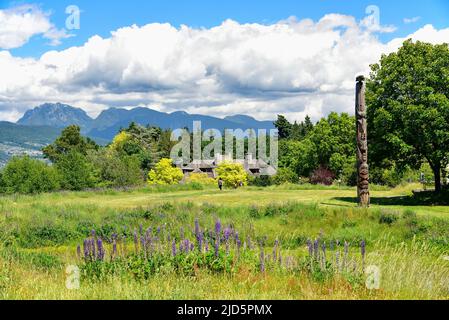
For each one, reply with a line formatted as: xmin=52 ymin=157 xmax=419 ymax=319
xmin=0 ymin=186 xmax=447 ymax=300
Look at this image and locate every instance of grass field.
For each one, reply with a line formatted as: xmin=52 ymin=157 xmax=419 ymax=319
xmin=0 ymin=183 xmax=448 ymax=300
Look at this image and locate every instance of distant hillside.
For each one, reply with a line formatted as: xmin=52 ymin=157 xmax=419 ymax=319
xmin=0 ymin=121 xmax=62 ymax=167
xmin=16 ymin=103 xmax=276 ymax=141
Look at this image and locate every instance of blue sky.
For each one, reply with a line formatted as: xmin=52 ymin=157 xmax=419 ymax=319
xmin=1 ymin=0 xmax=449 ymax=122
xmin=3 ymin=0 xmax=449 ymax=58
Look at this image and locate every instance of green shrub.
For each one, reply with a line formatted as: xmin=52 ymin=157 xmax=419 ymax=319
xmin=0 ymin=156 xmax=60 ymax=194
xmin=185 ymin=173 xmax=215 ymax=185
xmin=271 ymin=167 xmax=298 ymax=185
xmin=215 ymin=162 xmax=248 ymax=188
xmin=379 ymin=212 xmax=399 ymax=225
xmin=148 ymin=158 xmax=183 ymax=185
xmin=248 ymin=175 xmax=272 ymax=187
xmin=88 ymin=149 xmax=143 ymax=188
xmin=20 ymin=224 xmax=77 ymax=248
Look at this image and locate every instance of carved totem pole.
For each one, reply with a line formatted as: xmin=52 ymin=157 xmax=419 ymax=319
xmin=355 ymin=75 xmax=370 ymax=207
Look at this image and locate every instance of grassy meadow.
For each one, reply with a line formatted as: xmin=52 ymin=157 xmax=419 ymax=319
xmin=0 ymin=183 xmax=448 ymax=300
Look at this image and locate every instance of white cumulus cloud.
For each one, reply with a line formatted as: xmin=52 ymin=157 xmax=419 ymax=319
xmin=0 ymin=14 xmax=448 ymax=123
xmin=0 ymin=4 xmax=71 ymax=49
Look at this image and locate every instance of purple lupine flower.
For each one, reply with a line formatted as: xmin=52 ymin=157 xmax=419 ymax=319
xmin=237 ymin=239 xmax=242 ymax=255
xmin=194 ymin=218 xmax=200 ymax=238
xmin=172 ymin=240 xmax=177 ymax=256
xmin=91 ymin=229 xmax=96 ymax=238
xmin=215 ymin=219 xmax=222 ymax=235
xmin=187 ymin=239 xmax=191 ymax=253
xmin=97 ymin=238 xmax=105 ymax=261
xmin=190 ymin=242 xmax=194 ymax=252
xmin=322 ymin=242 xmax=327 ymax=269
xmin=76 ymin=244 xmax=81 ymax=259
xmin=83 ymin=239 xmax=89 ymax=260
xmin=313 ymin=239 xmax=319 ymax=261
xmin=91 ymin=238 xmax=96 ymax=259
xmin=198 ymin=231 xmax=203 ymax=252
xmin=141 ymin=235 xmax=146 ymax=258
xmin=223 ymin=228 xmax=231 ymax=242
xmin=133 ymin=230 xmax=138 ymax=253
xmin=147 ymin=235 xmax=153 ymax=255
xmin=343 ymin=241 xmax=349 ymax=270
xmin=273 ymin=239 xmax=279 ymax=262
xmin=214 ymin=240 xmax=219 ymax=257
xmin=260 ymin=247 xmax=265 ymax=272
xmin=307 ymin=239 xmax=313 ymax=257
xmin=179 ymin=242 xmax=184 ymax=254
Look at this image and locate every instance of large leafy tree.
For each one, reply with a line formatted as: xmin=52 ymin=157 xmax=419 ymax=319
xmin=308 ymin=112 xmax=355 ymax=171
xmin=42 ymin=125 xmax=98 ymax=163
xmin=367 ymin=40 xmax=449 ymax=192
xmin=110 ymin=122 xmax=173 ymax=171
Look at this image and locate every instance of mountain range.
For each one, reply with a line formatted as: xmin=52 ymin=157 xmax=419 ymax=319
xmin=17 ymin=103 xmax=275 ymax=141
xmin=0 ymin=103 xmax=275 ymax=166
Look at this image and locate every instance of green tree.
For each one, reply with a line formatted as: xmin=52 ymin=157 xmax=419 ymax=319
xmin=215 ymin=162 xmax=248 ymax=188
xmin=111 ymin=123 xmax=171 ymax=172
xmin=87 ymin=149 xmax=143 ymax=188
xmin=278 ymin=139 xmax=317 ymax=177
xmin=0 ymin=156 xmax=60 ymax=194
xmin=303 ymin=115 xmax=314 ymax=136
xmin=148 ymin=158 xmax=183 ymax=185
xmin=367 ymin=40 xmax=449 ymax=192
xmin=309 ymin=112 xmax=354 ymax=168
xmin=43 ymin=125 xmax=98 ymax=163
xmin=56 ymin=150 xmax=96 ymax=191
xmin=274 ymin=115 xmax=293 ymax=139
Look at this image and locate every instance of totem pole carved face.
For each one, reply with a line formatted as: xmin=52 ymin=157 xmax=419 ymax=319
xmin=359 ymin=164 xmax=369 ymax=191
xmin=361 ymin=150 xmax=368 ymax=163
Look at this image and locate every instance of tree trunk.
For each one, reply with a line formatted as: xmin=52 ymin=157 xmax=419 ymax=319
xmin=433 ymin=165 xmax=441 ymax=193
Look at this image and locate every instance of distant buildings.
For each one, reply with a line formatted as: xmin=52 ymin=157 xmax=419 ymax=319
xmin=177 ymin=153 xmax=276 ymax=179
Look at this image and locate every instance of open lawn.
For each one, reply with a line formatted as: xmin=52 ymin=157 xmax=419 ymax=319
xmin=2 ymin=183 xmax=447 ymax=217
xmin=0 ymin=184 xmax=448 ymax=300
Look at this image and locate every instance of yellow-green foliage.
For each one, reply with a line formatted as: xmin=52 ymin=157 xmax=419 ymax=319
xmin=148 ymin=158 xmax=183 ymax=185
xmin=216 ymin=162 xmax=248 ymax=188
xmin=185 ymin=173 xmax=216 ymax=185
xmin=109 ymin=131 xmax=131 ymax=151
